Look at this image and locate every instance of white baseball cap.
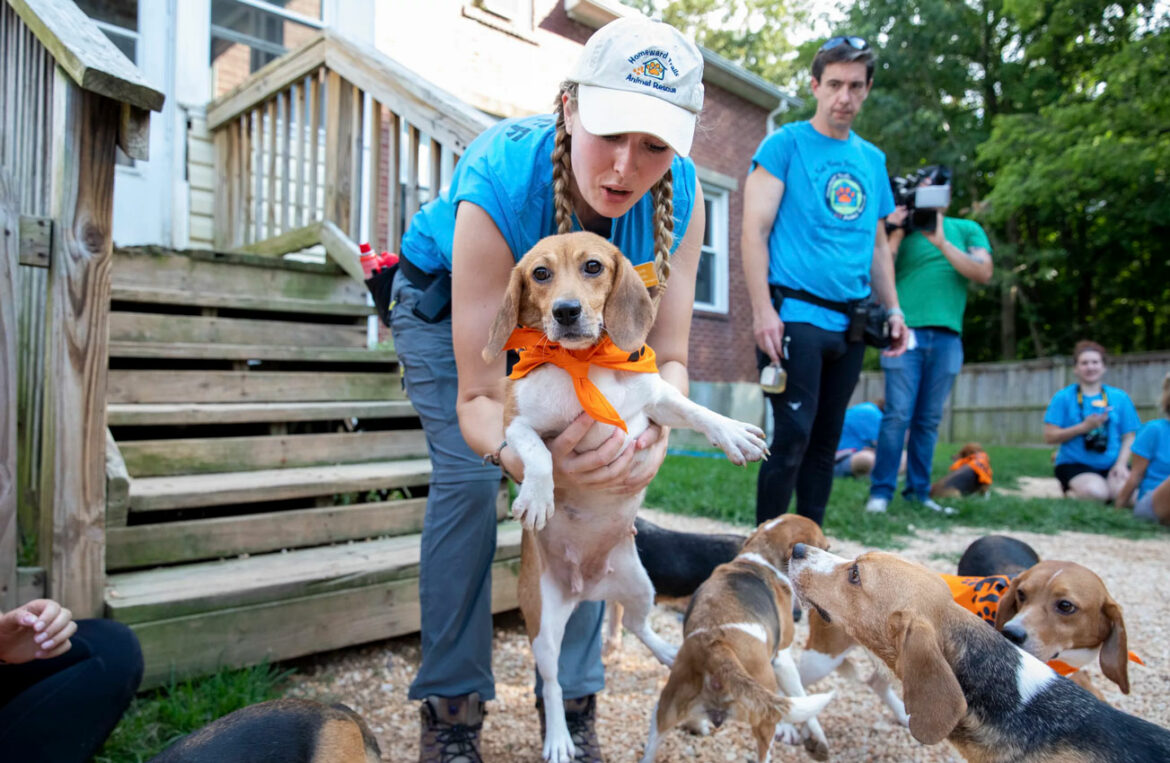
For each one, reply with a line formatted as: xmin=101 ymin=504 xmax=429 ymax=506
xmin=568 ymin=17 xmax=704 ymax=157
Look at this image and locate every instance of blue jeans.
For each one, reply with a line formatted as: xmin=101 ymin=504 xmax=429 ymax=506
xmin=393 ymin=272 xmax=605 ymax=702
xmin=870 ymin=328 xmax=963 ymax=501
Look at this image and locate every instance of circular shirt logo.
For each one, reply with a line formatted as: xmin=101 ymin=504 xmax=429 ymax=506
xmin=825 ymin=172 xmax=866 ymax=221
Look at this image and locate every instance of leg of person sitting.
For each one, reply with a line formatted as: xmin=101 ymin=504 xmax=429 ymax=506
xmin=868 ymin=348 xmax=923 ymax=510
xmin=1067 ymin=472 xmax=1110 ymax=503
xmin=756 ymin=323 xmax=824 ymax=524
xmin=1107 ymin=466 xmax=1132 ymax=505
xmin=1148 ymin=475 xmax=1170 ymax=524
xmin=0 ymin=619 xmax=143 ymax=762
xmin=904 ymin=330 xmax=963 ymax=504
xmin=795 ymin=332 xmax=866 ymax=525
xmin=850 ymin=448 xmax=876 ymax=478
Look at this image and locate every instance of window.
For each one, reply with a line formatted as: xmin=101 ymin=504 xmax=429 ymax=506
xmin=463 ymin=0 xmax=535 ymax=42
xmin=694 ymin=183 xmax=729 ymax=313
xmin=210 ymin=0 xmax=323 ymax=97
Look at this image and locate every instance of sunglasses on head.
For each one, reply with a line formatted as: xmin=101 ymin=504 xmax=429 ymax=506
xmin=820 ymin=35 xmax=869 ymax=52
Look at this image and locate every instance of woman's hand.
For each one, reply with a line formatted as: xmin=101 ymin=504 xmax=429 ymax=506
xmin=618 ymin=423 xmax=671 ymax=494
xmin=543 ymin=413 xmax=639 ymax=493
xmin=0 ymin=599 xmax=76 ymax=664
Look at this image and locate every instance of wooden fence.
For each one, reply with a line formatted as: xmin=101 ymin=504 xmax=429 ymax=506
xmin=206 ymin=29 xmax=494 ymax=254
xmin=850 ymin=350 xmax=1170 ymax=446
xmin=2 ymin=0 xmax=163 ymax=615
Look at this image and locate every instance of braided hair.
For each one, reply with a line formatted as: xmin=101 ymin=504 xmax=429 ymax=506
xmin=552 ymin=82 xmax=675 ymax=297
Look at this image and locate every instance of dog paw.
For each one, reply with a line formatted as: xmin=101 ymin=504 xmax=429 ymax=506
xmin=512 ymin=478 xmax=555 ymax=530
xmin=542 ymin=730 xmax=575 ymax=763
xmin=706 ymin=419 xmax=769 ymax=465
xmin=682 ymin=717 xmax=711 ymax=736
xmin=804 ymin=733 xmax=830 ymax=761
xmin=774 ymin=723 xmax=801 ymax=745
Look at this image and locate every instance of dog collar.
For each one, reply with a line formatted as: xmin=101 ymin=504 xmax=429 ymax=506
xmin=503 ymin=327 xmax=658 ymax=432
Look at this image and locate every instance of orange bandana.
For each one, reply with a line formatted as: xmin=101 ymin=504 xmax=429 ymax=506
xmin=503 ymin=327 xmax=658 ymax=433
xmin=940 ymin=573 xmax=1142 ymax=673
xmin=950 ymin=451 xmax=993 ymax=486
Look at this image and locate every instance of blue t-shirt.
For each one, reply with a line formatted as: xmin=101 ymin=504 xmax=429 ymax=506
xmin=749 ymin=121 xmax=894 ymax=331
xmin=1044 ymin=384 xmax=1141 ymax=470
xmin=401 ymin=114 xmax=696 ymax=273
xmin=838 ymin=402 xmax=882 ymax=452
xmin=1132 ymin=419 xmax=1170 ymax=499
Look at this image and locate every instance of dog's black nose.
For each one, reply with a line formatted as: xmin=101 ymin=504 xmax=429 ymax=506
xmin=552 ymin=300 xmax=582 ymax=326
xmin=791 ymin=542 xmax=807 ymax=560
xmin=1002 ymin=624 xmax=1027 ymax=646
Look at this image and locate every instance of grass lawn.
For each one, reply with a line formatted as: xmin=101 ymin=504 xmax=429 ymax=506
xmin=96 ymin=663 xmax=291 ymax=762
xmin=647 ymin=441 xmax=1168 ymax=548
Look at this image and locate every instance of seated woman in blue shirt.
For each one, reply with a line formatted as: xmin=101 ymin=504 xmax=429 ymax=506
xmin=1117 ymin=372 xmax=1170 ymax=523
xmin=1043 ymin=341 xmax=1140 ymax=503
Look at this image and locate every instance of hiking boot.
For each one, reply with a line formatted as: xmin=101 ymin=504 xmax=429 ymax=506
xmin=419 ymin=693 xmax=485 ymax=763
xmin=536 ymin=693 xmax=605 ymax=763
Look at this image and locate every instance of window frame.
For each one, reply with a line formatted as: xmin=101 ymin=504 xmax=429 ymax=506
xmin=694 ymin=181 xmax=730 ymax=314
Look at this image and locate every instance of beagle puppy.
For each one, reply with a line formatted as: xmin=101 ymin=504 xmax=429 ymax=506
xmin=482 ymin=232 xmax=768 ymax=763
xmin=930 ymin=442 xmax=993 ymax=499
xmin=147 ymin=699 xmax=382 ymax=762
xmin=789 ymin=545 xmax=1170 ymax=762
xmin=641 ymin=515 xmax=835 ymax=763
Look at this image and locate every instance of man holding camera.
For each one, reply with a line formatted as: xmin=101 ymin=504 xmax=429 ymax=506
xmin=742 ymin=36 xmax=907 ymax=526
xmin=864 ymin=166 xmax=993 ymax=513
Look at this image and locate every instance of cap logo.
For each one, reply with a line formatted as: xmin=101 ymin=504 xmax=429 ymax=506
xmin=627 ymin=49 xmax=679 ymax=93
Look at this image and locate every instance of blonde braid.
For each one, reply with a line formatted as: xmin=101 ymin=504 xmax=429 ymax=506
xmin=650 ymin=172 xmax=675 ymax=289
xmin=551 ymin=83 xmax=577 ymax=235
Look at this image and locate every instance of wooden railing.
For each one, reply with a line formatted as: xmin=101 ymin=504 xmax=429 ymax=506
xmin=206 ymin=29 xmax=494 ymax=261
xmin=1 ymin=0 xmax=163 ymax=615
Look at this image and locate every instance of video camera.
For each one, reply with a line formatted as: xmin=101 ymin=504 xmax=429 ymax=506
xmin=889 ymin=165 xmax=952 ymax=233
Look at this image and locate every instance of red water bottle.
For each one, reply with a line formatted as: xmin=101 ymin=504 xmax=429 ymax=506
xmin=359 ymin=242 xmax=378 ymax=280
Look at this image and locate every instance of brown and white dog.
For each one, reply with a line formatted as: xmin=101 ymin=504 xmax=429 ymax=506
xmin=482 ymin=232 xmax=769 ymax=763
xmin=799 ymin=537 xmax=1136 ymax=719
xmin=641 ymin=514 xmax=834 ymax=763
xmin=930 ymin=442 xmax=993 ymax=499
xmin=788 ymin=545 xmax=1170 ymax=762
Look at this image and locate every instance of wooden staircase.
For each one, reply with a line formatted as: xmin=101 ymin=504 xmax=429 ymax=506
xmin=102 ymin=246 xmax=519 ymax=687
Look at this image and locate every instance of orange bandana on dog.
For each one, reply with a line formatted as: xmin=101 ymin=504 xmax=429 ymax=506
xmin=940 ymin=573 xmax=1143 ymax=673
xmin=504 ymin=327 xmax=658 ymax=433
xmin=950 ymin=452 xmax=993 ymax=486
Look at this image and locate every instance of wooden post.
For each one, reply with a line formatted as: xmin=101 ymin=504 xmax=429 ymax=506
xmin=386 ymin=111 xmax=401 ymax=251
xmin=38 ymin=74 xmax=119 ymax=618
xmin=324 ymin=70 xmax=355 ymax=232
xmin=368 ymin=100 xmax=384 ymax=251
xmin=1 ymin=168 xmax=18 ymax=611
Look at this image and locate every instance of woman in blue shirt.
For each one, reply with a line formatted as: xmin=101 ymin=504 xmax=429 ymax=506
xmin=1043 ymin=341 xmax=1140 ymax=503
xmin=1117 ymin=373 xmax=1170 ymax=523
xmin=391 ymin=18 xmax=707 ymax=762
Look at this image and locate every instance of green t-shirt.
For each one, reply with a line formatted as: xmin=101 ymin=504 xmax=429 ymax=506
xmin=894 ymin=216 xmax=991 ymax=333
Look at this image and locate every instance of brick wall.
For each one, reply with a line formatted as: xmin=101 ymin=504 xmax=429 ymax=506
xmin=688 ymin=86 xmax=770 ymax=384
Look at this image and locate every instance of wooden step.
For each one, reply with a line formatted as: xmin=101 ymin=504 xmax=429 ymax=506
xmin=111 ymin=286 xmax=373 ymax=317
xmin=107 ymin=490 xmax=508 ymax=570
xmin=119 ymin=430 xmax=429 ymax=477
xmin=106 ymin=523 xmax=521 ymax=623
xmin=128 ymin=459 xmax=432 ymax=513
xmin=109 ymin=312 xmax=368 ymax=348
xmin=107 ymin=524 xmax=523 ymax=688
xmin=107 ymin=370 xmax=404 ymax=404
xmin=108 ymin=340 xmax=396 ymax=364
xmin=108 ymin=400 xmax=416 ymax=426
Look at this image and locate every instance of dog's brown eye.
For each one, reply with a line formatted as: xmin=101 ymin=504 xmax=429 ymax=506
xmin=1055 ymin=599 xmax=1077 ymax=615
xmin=582 ymin=259 xmax=603 ymax=275
xmin=1017 ymin=590 xmax=1027 ymax=603
xmin=533 ymin=266 xmax=551 ymax=282
xmin=848 ymin=563 xmax=860 ymax=585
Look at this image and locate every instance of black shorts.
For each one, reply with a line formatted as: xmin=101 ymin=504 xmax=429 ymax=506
xmin=1054 ymin=462 xmax=1110 ymax=493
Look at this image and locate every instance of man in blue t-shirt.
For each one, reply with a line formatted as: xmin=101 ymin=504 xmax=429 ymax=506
xmin=743 ymin=36 xmax=908 ymax=525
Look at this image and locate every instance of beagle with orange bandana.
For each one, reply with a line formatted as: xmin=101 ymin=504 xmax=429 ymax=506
xmin=930 ymin=442 xmax=993 ymax=499
xmin=641 ymin=514 xmax=835 ymax=763
xmin=789 ymin=544 xmax=1170 ymax=762
xmin=482 ymin=232 xmax=769 ymax=763
xmin=800 ymin=538 xmax=1141 ymax=721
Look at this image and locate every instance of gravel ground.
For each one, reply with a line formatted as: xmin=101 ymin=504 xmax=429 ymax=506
xmin=283 ymin=506 xmax=1170 ymax=762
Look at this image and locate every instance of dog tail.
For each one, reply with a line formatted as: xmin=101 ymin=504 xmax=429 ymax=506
xmin=704 ymin=639 xmax=832 ymax=726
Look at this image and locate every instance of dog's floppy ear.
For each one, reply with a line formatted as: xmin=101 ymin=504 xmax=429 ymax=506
xmin=482 ymin=264 xmax=525 ymax=362
xmin=994 ymin=574 xmax=1022 ymax=631
xmin=1099 ymin=596 xmax=1130 ymax=694
xmin=889 ymin=610 xmax=966 ymax=745
xmin=603 ymin=253 xmax=654 ymax=352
